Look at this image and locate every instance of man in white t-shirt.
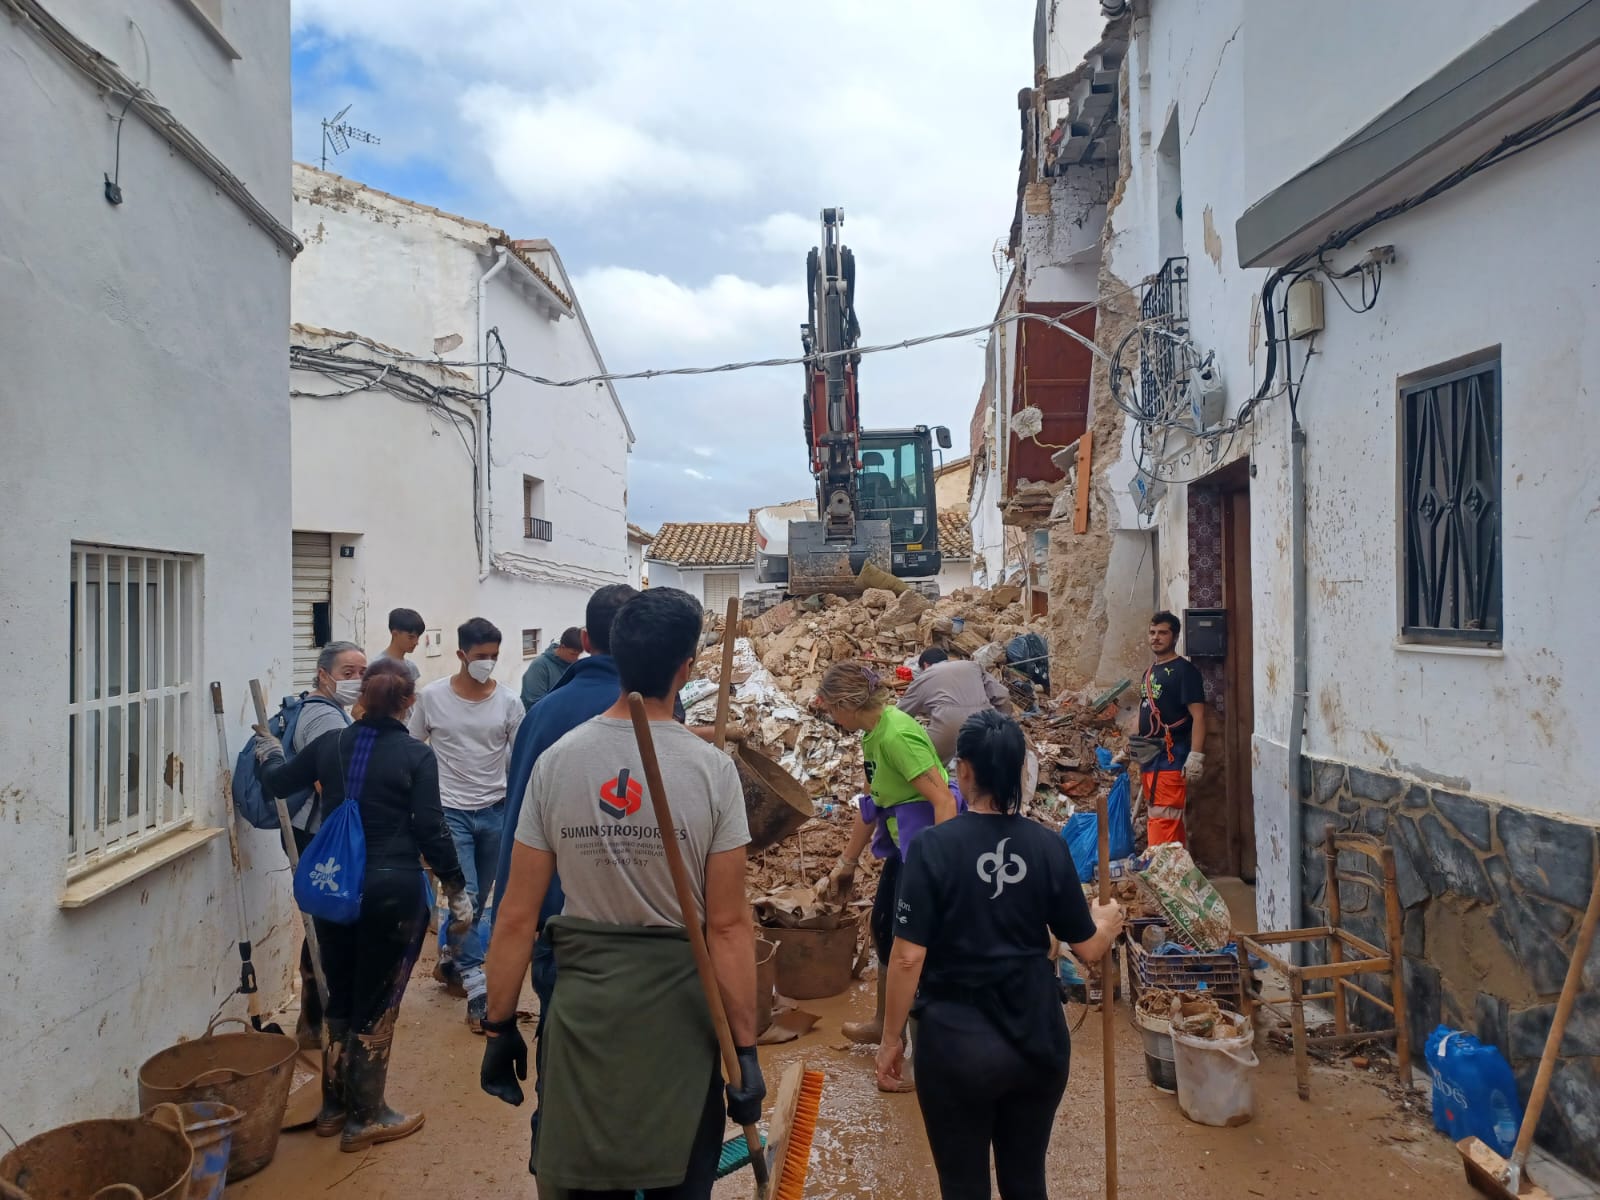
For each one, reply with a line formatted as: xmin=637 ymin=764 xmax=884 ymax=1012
xmin=409 ymin=617 xmax=524 ymax=1030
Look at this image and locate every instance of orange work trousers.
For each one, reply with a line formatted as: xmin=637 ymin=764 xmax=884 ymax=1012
xmin=1141 ymin=768 xmax=1188 ymax=847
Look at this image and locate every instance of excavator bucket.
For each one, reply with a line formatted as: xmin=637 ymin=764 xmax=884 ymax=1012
xmin=787 ymin=519 xmax=891 ymax=596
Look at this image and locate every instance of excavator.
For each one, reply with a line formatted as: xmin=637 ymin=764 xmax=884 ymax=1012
xmin=751 ymin=208 xmax=951 ymax=606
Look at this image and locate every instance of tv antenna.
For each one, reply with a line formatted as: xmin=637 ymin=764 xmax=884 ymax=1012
xmin=320 ymin=104 xmax=380 ymax=171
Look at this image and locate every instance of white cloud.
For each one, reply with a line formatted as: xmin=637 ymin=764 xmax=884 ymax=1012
xmin=683 ymin=467 xmax=709 ymax=481
xmin=572 ymin=267 xmax=801 ymax=355
xmin=459 ymin=86 xmax=746 ymax=210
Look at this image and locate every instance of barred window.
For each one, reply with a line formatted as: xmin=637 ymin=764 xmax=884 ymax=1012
xmin=68 ymin=545 xmax=200 ymax=872
xmin=1401 ymin=359 xmax=1502 ymax=645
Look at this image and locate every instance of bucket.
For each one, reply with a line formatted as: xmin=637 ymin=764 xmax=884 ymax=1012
xmin=171 ymin=1102 xmax=241 ymax=1200
xmin=734 ymin=744 xmax=813 ymax=852
xmin=137 ymin=1016 xmax=298 ymax=1180
xmin=755 ymin=936 xmax=779 ymax=1033
xmin=770 ymin=912 xmax=859 ymax=1001
xmin=1171 ymin=1011 xmax=1259 ymax=1127
xmin=0 ymin=1103 xmax=193 ymax=1200
xmin=1135 ymin=1010 xmax=1178 ymax=1093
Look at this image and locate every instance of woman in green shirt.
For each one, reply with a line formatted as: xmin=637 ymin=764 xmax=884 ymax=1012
xmin=816 ymin=661 xmax=958 ymax=1090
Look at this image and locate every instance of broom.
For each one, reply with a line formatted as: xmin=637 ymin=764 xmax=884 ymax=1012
xmin=1458 ymin=845 xmax=1599 ymax=1200
xmin=626 ymin=693 xmax=822 ymax=1200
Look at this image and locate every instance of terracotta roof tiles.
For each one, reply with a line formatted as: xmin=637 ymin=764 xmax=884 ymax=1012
xmin=647 ymin=522 xmax=755 ymax=567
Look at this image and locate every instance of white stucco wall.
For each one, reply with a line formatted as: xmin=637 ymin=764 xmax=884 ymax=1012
xmin=290 ymin=167 xmax=631 ymax=692
xmin=935 ymin=559 xmax=976 ymax=597
xmin=1107 ymin=0 xmax=1600 ymax=926
xmin=0 ymin=0 xmax=295 ymax=1136
xmin=645 ymin=563 xmax=760 ymax=607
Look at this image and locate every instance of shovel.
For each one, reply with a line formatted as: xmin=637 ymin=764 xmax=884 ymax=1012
xmin=1458 ymin=842 xmax=1600 ymax=1200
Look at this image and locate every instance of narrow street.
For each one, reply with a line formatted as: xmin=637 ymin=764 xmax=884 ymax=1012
xmin=234 ymin=939 xmax=1479 ymax=1200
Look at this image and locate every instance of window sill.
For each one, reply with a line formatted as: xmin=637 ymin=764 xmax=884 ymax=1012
xmin=171 ymin=0 xmax=243 ymax=60
xmin=59 ymin=825 xmax=226 ymax=909
xmin=1394 ymin=641 xmax=1504 ymax=659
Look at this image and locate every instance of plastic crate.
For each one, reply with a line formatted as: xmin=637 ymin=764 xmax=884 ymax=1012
xmin=1127 ymin=940 xmax=1243 ymax=1013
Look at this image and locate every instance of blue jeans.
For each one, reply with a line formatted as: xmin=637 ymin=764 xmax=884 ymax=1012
xmin=440 ymin=801 xmax=504 ymax=997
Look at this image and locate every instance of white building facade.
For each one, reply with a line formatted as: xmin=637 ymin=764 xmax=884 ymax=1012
xmin=0 ymin=0 xmax=298 ymax=1135
xmin=645 ymin=523 xmax=760 ymax=612
xmin=289 ymin=166 xmax=633 ymax=688
xmin=1036 ymin=0 xmax=1600 ymax=1171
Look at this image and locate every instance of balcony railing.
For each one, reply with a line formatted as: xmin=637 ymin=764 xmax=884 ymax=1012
xmin=525 ymin=517 xmax=553 ymax=542
xmin=1137 ymin=256 xmax=1189 ymax=423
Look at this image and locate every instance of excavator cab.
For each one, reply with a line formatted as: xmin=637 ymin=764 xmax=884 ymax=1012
xmin=858 ymin=427 xmax=944 ymax=580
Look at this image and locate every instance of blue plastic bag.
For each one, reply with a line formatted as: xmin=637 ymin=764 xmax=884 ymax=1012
xmin=1062 ymin=749 xmax=1134 ymax=880
xmin=292 ymin=727 xmax=374 ymax=925
xmin=1426 ymin=1025 xmax=1523 ymax=1155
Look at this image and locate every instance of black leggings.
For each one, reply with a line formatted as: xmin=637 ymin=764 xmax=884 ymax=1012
xmin=314 ymin=868 xmax=429 ymax=1036
xmin=913 ymin=1000 xmax=1070 ymax=1200
xmin=871 ymin=853 xmax=902 ymax=963
xmin=567 ymin=1059 xmax=725 ymax=1200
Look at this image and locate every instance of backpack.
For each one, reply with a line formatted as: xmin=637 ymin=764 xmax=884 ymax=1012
xmin=293 ymin=725 xmax=373 ymax=924
xmin=231 ymin=694 xmax=348 ymax=831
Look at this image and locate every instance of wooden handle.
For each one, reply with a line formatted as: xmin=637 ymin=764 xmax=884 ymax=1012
xmin=249 ymin=678 xmax=270 ymax=727
xmin=626 ymin=693 xmax=768 ymax=1192
xmin=1510 ymin=850 xmax=1600 ymax=1168
xmin=1097 ymin=788 xmax=1118 ymax=1199
xmin=713 ymin=596 xmax=739 ymax=750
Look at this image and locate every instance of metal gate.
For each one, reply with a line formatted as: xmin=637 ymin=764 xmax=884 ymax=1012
xmin=701 ymin=571 xmax=742 ymax=615
xmin=291 ymin=531 xmax=333 ymax=690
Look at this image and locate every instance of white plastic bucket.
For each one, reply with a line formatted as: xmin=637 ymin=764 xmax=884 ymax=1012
xmin=1171 ymin=1015 xmax=1258 ymax=1127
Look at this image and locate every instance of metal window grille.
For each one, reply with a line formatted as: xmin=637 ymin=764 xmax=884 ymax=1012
xmin=67 ymin=545 xmax=201 ymax=874
xmin=1138 ymin=256 xmax=1189 ymax=422
xmin=524 ymin=517 xmax=553 ymax=541
xmin=1401 ymin=360 xmax=1502 ymax=643
xmin=522 ymin=628 xmax=541 ymax=658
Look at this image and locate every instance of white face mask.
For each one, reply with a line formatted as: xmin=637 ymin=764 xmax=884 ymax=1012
xmin=333 ymin=679 xmax=363 ymax=706
xmin=466 ymin=658 xmax=497 ymax=684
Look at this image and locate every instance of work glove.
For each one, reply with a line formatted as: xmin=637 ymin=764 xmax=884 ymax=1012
xmin=818 ymin=858 xmax=858 ymax=904
xmin=1183 ymin=751 xmax=1206 ymax=782
xmin=480 ymin=1016 xmax=528 ymax=1105
xmin=445 ymin=887 xmax=476 ymax=940
xmin=251 ymin=727 xmax=282 ymax=764
xmin=726 ymin=1045 xmax=766 ymax=1125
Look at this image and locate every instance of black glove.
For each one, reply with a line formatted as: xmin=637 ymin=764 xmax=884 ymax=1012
xmin=481 ymin=1016 xmax=528 ymax=1106
xmin=726 ymin=1045 xmax=766 ymax=1126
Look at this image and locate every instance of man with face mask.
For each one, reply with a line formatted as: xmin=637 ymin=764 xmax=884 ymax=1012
xmin=409 ymin=618 xmax=525 ymax=1030
xmin=285 ymin=640 xmax=366 ymax=1047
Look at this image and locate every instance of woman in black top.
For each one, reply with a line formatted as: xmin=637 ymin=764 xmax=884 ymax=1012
xmin=876 ymin=710 xmax=1124 ymax=1200
xmin=257 ymin=658 xmax=472 ymax=1153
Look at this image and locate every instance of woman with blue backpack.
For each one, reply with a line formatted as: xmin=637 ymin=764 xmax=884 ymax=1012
xmin=255 ymin=657 xmax=474 ymax=1152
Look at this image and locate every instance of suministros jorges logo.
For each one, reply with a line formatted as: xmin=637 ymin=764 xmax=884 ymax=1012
xmin=599 ymin=768 xmax=644 ymax=820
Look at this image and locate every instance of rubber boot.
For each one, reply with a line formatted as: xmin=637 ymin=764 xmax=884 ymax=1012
xmin=314 ymin=1019 xmax=350 ymax=1137
xmin=340 ymin=1024 xmax=425 ymax=1152
xmin=842 ymin=971 xmax=887 ymax=1045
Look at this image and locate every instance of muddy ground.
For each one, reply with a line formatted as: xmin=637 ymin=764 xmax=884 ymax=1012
xmin=232 ymin=938 xmax=1480 ymax=1200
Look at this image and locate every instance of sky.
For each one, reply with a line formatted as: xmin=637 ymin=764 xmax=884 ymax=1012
xmin=289 ymin=2 xmax=1100 ymax=526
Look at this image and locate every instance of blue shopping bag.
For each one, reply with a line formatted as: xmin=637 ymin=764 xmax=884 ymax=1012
xmin=293 ymin=727 xmax=375 ymax=924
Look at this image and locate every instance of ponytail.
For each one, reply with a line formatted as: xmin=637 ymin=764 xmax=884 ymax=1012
xmin=955 ymin=709 xmax=1027 ymax=814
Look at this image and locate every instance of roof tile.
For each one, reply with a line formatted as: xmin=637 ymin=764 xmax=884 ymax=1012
xmin=647 ymin=522 xmax=754 ymax=566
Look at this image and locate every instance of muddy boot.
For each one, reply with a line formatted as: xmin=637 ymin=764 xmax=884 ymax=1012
xmin=340 ymin=1028 xmax=425 ymax=1152
xmin=842 ymin=971 xmax=888 ymax=1045
xmin=315 ymin=1019 xmax=350 ymax=1137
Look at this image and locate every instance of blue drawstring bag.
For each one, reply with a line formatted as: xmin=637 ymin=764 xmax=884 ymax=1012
xmin=293 ymin=726 xmax=374 ymax=925
xmin=1062 ymin=748 xmax=1135 ymax=880
xmin=1426 ymin=1026 xmax=1523 ymax=1155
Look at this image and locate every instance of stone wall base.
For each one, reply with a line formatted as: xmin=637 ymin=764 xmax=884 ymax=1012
xmin=1298 ymin=755 xmax=1600 ymax=1176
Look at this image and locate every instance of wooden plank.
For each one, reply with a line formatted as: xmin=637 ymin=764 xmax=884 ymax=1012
xmin=1300 ymin=956 xmax=1390 ymax=982
xmin=1073 ymin=431 xmax=1093 ymax=534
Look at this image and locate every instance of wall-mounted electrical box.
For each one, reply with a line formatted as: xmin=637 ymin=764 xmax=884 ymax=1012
xmin=1188 ymin=360 xmax=1226 ymax=431
xmin=1184 ymin=607 xmax=1227 ymax=658
xmin=1285 ymin=277 xmax=1324 ymax=340
xmin=422 ymin=628 xmax=444 ymax=657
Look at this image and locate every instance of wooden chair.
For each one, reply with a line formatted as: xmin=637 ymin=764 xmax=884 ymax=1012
xmin=1237 ymin=829 xmax=1413 ymax=1099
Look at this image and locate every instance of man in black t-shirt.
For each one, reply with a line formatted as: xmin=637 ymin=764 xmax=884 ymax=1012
xmin=1137 ymin=610 xmax=1208 ymax=846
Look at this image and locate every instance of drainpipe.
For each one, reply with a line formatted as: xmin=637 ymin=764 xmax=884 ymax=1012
xmin=1286 ymin=416 xmax=1308 ymax=938
xmin=476 ymin=247 xmax=509 ymax=580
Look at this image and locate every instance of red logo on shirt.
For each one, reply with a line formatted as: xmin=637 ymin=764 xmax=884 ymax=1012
xmin=599 ymin=768 xmax=644 ymax=819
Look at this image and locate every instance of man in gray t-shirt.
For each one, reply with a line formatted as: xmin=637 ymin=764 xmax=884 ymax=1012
xmin=517 ymin=717 xmax=748 ymax=926
xmin=898 ymin=646 xmax=1013 ymax=763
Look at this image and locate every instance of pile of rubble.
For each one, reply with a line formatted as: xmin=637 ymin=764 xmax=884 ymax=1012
xmin=745 ymin=582 xmax=1041 ymax=700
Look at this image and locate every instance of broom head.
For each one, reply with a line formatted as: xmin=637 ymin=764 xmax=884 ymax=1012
xmin=1457 ymin=1136 xmax=1553 ymax=1200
